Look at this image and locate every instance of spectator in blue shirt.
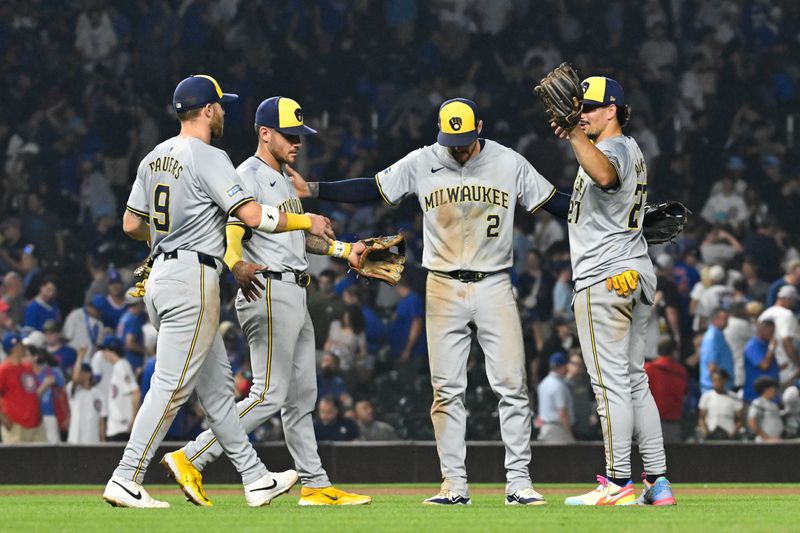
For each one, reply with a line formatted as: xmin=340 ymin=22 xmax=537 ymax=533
xmin=90 ymin=271 xmax=127 ymax=329
xmin=31 ymin=350 xmax=66 ymax=444
xmin=43 ymin=319 xmax=77 ymax=373
xmin=116 ymin=294 xmax=146 ymax=373
xmin=314 ymin=395 xmax=359 ymax=442
xmin=343 ymin=286 xmax=385 ymax=355
xmin=743 ymin=319 xmax=780 ymax=402
xmin=700 ymin=308 xmax=735 ymax=392
xmin=24 ymin=276 xmax=60 ymax=331
xmin=317 ymin=352 xmax=350 ymax=407
xmin=388 ymin=278 xmax=426 ymax=364
xmin=766 ymin=260 xmax=800 ymax=308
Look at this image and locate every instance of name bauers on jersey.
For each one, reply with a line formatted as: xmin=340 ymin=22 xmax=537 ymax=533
xmin=148 ymin=155 xmax=183 ymax=179
xmin=423 ymin=185 xmax=509 ymax=212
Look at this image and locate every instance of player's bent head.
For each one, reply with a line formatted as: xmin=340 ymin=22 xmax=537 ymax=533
xmin=437 ymin=98 xmax=482 ymax=147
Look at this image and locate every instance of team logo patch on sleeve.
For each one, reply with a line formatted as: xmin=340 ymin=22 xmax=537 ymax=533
xmin=227 ymin=185 xmax=243 ymax=197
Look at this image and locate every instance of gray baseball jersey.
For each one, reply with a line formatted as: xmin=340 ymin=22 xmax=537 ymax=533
xmin=375 ymin=140 xmax=556 ymax=272
xmin=126 ymin=136 xmax=254 ymax=261
xmin=227 ymin=156 xmax=308 ymax=271
xmin=567 ymin=135 xmax=656 ymax=299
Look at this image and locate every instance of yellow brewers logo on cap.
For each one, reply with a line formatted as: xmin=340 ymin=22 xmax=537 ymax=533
xmin=278 ymin=97 xmax=305 ymax=128
xmin=439 ymin=101 xmax=476 ymax=135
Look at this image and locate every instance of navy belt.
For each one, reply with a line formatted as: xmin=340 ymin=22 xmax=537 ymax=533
xmin=259 ymin=270 xmax=311 ymax=288
xmin=159 ymin=250 xmax=217 ymax=269
xmin=434 ymin=269 xmax=507 ymax=283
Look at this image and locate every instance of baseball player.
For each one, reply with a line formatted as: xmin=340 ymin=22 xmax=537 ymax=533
xmin=546 ymin=76 xmax=676 ymax=506
xmin=102 ymin=75 xmax=334 ymax=509
xmin=161 ymin=96 xmax=371 ymax=507
xmin=288 ymin=98 xmax=573 ymax=505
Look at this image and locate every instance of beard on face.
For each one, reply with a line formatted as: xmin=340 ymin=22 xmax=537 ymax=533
xmin=210 ymin=110 xmax=224 ymax=139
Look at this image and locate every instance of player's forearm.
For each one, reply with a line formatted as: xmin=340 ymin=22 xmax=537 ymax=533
xmin=305 ymin=235 xmax=353 ymax=260
xmin=309 ymin=178 xmax=382 ymax=203
xmin=404 ymin=318 xmax=423 ymax=354
xmin=567 ymin=129 xmax=618 ymax=188
xmin=122 ymin=210 xmax=151 ymax=241
xmin=224 ymin=224 xmax=246 ymax=271
xmin=540 ymin=190 xmax=570 ymax=220
xmin=234 ymin=201 xmax=312 ymax=234
xmin=783 ymin=338 xmax=800 ymax=366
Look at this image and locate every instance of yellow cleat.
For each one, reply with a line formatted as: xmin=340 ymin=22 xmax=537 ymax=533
xmin=160 ymin=450 xmax=213 ymax=507
xmin=298 ymin=486 xmax=372 ymax=506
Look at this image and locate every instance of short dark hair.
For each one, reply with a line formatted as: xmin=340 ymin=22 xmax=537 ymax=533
xmin=657 ymin=336 xmax=677 ymax=357
xmin=712 ymin=368 xmax=730 ymax=381
xmin=616 ymin=104 xmax=631 ymax=127
xmin=754 ymin=375 xmax=778 ymax=396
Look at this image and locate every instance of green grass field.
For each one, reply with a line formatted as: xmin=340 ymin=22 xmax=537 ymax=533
xmin=2 ymin=484 xmax=798 ymax=532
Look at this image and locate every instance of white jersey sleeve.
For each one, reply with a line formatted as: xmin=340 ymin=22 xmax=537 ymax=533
xmin=598 ymin=136 xmax=633 ymax=187
xmin=196 ymin=148 xmax=254 ymax=215
xmin=375 ymin=148 xmax=423 ymax=205
xmin=515 ymin=154 xmax=556 ymax=213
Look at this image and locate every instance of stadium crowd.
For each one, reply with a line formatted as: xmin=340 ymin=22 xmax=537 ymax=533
xmin=1 ymin=0 xmax=800 ymax=445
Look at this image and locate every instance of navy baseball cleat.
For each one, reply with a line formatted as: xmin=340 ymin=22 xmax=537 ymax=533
xmin=423 ymin=489 xmax=472 ymax=505
xmin=506 ymin=487 xmax=547 ymax=506
xmin=638 ymin=475 xmax=677 ymax=506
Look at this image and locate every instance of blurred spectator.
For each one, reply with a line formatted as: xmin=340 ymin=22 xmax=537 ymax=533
xmin=747 ymin=376 xmax=783 ymax=443
xmin=314 ymin=395 xmax=359 ymax=442
xmin=783 ymin=381 xmax=800 ymax=439
xmin=100 ymin=335 xmax=139 ymax=442
xmin=0 ymin=217 xmax=25 ymax=273
xmin=342 ymin=287 xmax=385 ymax=355
xmin=20 ymin=245 xmax=43 ymax=300
xmin=324 ymin=305 xmax=369 ymax=379
xmin=645 ymin=337 xmax=689 ymax=443
xmin=116 ymin=292 xmax=146 ymax=373
xmin=0 ymin=332 xmax=45 ymax=442
xmin=701 ymin=177 xmax=748 ymax=229
xmin=743 ymin=320 xmax=780 ymax=402
xmin=308 ymin=270 xmax=345 ymax=350
xmin=43 ymin=319 xmax=78 ymax=373
xmin=317 ymin=352 xmax=350 ymax=407
xmin=66 ymin=360 xmax=105 ymax=444
xmin=62 ymin=301 xmax=103 ymax=359
xmin=517 ymin=249 xmax=554 ymax=323
xmin=1 ymin=271 xmax=25 ymax=325
xmin=30 ymin=350 xmax=66 ymax=444
xmin=724 ymin=302 xmax=755 ymax=389
xmin=551 ymin=265 xmax=573 ymax=320
xmin=536 ymin=316 xmax=578 ymax=382
xmin=24 ymin=276 xmax=61 ymax=331
xmin=758 ymin=285 xmax=800 ymax=387
xmin=693 ymin=265 xmax=733 ymax=331
xmin=354 ymin=399 xmax=399 ymax=441
xmin=387 ymin=278 xmax=425 ymax=369
xmin=765 ymin=260 xmax=800 ymax=308
xmin=700 ymin=308 xmax=734 ymax=392
xmin=698 ymin=369 xmax=743 ymax=440
xmin=90 ymin=271 xmax=127 ymax=329
xmin=536 ymin=352 xmax=574 ymax=443
xmin=565 ymin=351 xmax=596 ymax=440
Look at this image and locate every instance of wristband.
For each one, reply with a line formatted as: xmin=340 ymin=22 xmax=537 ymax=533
xmin=283 ymin=212 xmax=312 ymax=231
xmin=327 ymin=240 xmax=352 ymax=259
xmin=257 ymin=204 xmax=280 ymax=232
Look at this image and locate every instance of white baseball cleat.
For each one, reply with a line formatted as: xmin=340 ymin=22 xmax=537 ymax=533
xmin=505 ymin=487 xmax=548 ymax=505
xmin=244 ymin=470 xmax=299 ymax=507
xmin=102 ymin=475 xmax=170 ymax=508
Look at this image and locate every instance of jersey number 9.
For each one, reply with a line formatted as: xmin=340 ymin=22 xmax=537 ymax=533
xmin=153 ymin=184 xmax=171 ymax=233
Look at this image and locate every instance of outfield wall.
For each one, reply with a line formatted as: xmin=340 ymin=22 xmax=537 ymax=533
xmin=1 ymin=442 xmax=798 ymax=484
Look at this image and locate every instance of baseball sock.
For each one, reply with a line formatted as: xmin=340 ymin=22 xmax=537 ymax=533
xmin=609 ymin=476 xmax=631 ymax=487
xmin=645 ymin=473 xmax=666 ymax=484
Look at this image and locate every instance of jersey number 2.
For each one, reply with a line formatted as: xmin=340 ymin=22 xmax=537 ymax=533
xmin=153 ymin=184 xmax=171 ymax=233
xmin=627 ymin=183 xmax=647 ymax=229
xmin=486 ymin=215 xmax=500 ymax=238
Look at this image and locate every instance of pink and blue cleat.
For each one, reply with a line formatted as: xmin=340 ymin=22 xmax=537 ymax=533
xmin=637 ymin=475 xmax=677 ymax=506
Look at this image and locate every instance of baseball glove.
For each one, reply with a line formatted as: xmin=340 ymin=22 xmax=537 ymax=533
xmin=128 ymin=256 xmax=154 ymax=298
xmin=533 ymin=62 xmax=584 ymax=130
xmin=642 ymin=201 xmax=691 ymax=245
xmin=352 ymin=235 xmax=406 ymax=286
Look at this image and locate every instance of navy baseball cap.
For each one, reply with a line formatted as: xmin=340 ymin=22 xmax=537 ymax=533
xmin=173 ymin=75 xmax=238 ymax=112
xmin=99 ymin=334 xmax=124 ymax=355
xmin=2 ymin=331 xmax=22 ymax=353
xmin=581 ymin=76 xmax=625 ymax=108
xmin=437 ymin=98 xmax=480 ymax=147
xmin=255 ymin=97 xmax=316 ymax=135
xmin=549 ymin=352 xmax=569 ymax=368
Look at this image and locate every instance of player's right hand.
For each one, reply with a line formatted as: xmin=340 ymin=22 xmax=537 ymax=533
xmin=285 ymin=164 xmax=311 ymax=198
xmin=606 ymin=270 xmax=639 ymax=297
xmin=232 ymin=261 xmax=267 ymax=302
xmin=307 ymin=213 xmax=335 ymax=242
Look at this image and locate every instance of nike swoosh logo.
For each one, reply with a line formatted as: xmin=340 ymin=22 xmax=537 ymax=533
xmin=431 ymin=167 xmax=445 ymax=173
xmin=270 ymin=181 xmax=276 ymax=187
xmin=249 ymin=479 xmax=278 ymax=492
xmin=112 ymin=480 xmax=142 ymax=500
xmin=322 ymin=493 xmax=339 ymax=501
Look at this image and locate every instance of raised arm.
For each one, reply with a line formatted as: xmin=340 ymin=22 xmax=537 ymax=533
xmin=286 ymin=164 xmax=382 ymax=203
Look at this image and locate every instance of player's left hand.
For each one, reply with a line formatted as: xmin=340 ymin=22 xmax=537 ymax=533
xmin=606 ymin=270 xmax=639 ymax=297
xmin=232 ymin=260 xmax=267 ymax=302
xmin=347 ymin=241 xmax=367 ymax=269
